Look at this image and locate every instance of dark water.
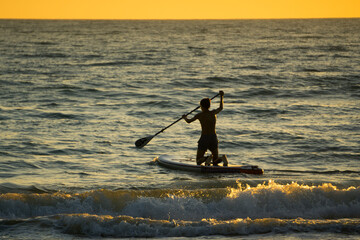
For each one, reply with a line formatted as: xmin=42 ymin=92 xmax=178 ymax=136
xmin=0 ymin=19 xmax=359 ymax=239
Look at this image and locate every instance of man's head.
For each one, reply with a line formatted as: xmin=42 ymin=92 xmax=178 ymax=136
xmin=200 ymin=98 xmax=211 ymax=110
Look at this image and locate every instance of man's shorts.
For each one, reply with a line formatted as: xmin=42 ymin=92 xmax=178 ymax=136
xmin=198 ymin=134 xmax=218 ymax=151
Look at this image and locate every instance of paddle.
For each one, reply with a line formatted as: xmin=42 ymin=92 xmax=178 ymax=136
xmin=135 ymin=92 xmax=220 ymax=148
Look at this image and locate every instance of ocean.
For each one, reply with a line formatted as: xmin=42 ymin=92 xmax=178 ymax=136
xmin=0 ymin=19 xmax=359 ymax=239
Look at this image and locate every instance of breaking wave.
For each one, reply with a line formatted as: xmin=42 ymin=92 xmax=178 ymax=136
xmin=1 ymin=181 xmax=359 ymax=237
xmin=1 ymin=181 xmax=359 ymax=220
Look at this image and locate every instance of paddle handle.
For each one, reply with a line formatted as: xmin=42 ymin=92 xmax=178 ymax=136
xmin=153 ymin=92 xmax=220 ymax=137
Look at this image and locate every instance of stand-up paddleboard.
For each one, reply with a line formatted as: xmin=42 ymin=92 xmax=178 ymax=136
xmin=155 ymin=155 xmax=263 ymax=174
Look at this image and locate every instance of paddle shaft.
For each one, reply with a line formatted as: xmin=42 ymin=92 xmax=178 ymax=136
xmin=152 ymin=92 xmax=220 ymax=137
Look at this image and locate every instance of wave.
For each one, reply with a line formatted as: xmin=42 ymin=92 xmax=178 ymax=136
xmin=244 ymin=107 xmax=288 ymax=117
xmin=21 ymin=53 xmax=69 ymax=58
xmin=1 ymin=181 xmax=359 ymax=237
xmin=1 ymin=214 xmax=359 ymax=238
xmin=0 ymin=181 xmax=359 ymax=221
xmin=240 ymin=87 xmax=280 ymax=98
xmin=82 ymin=60 xmax=166 ymax=67
xmin=0 ymin=160 xmax=40 ymax=172
xmin=33 ymin=41 xmax=57 ymax=46
xmin=0 ymin=183 xmax=49 ymax=194
xmin=83 ymin=61 xmax=137 ymax=67
xmin=206 ymin=77 xmax=241 ymax=82
xmin=33 ymin=112 xmax=80 ymax=120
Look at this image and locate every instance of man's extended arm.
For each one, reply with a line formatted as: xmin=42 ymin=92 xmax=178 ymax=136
xmin=214 ymin=91 xmax=224 ymax=114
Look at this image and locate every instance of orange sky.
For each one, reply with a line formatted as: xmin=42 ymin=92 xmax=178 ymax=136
xmin=1 ymin=0 xmax=359 ymax=20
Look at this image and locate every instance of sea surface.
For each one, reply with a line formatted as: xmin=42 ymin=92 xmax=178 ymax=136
xmin=0 ymin=19 xmax=359 ymax=239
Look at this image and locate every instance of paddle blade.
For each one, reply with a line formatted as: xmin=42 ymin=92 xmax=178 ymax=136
xmin=135 ymin=136 xmax=154 ymax=148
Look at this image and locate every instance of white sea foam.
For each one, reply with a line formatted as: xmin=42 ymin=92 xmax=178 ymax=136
xmin=0 ymin=181 xmax=359 ymax=221
xmin=2 ymin=214 xmax=358 ymax=238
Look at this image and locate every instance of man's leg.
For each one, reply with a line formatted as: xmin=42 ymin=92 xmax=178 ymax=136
xmin=196 ymin=149 xmax=207 ymax=165
xmin=213 ymin=151 xmax=228 ymax=166
xmin=210 ymin=148 xmax=219 ymax=165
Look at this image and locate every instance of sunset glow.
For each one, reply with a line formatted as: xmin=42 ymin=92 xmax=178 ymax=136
xmin=1 ymin=0 xmax=359 ymax=20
